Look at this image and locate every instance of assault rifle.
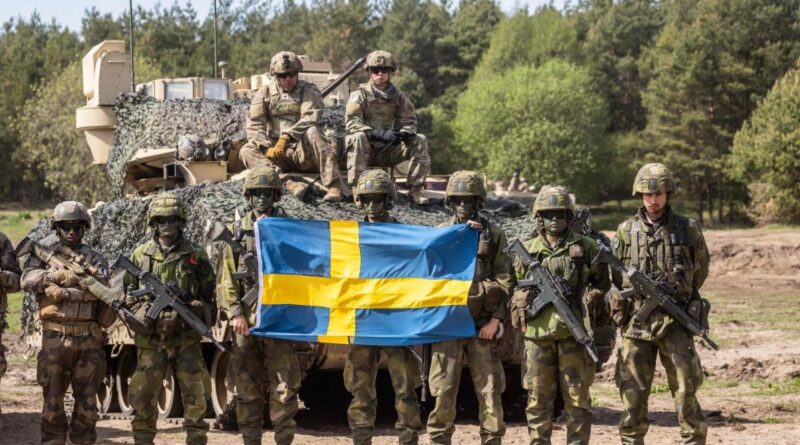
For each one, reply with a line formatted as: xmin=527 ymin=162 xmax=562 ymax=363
xmin=506 ymin=239 xmax=600 ymax=363
xmin=15 ymin=236 xmax=145 ymax=327
xmin=408 ymin=344 xmax=432 ymax=402
xmin=211 ymin=222 xmax=261 ymax=308
xmin=592 ymin=246 xmax=719 ymax=350
xmin=321 ymin=57 xmax=366 ymax=98
xmin=112 ymin=255 xmax=228 ymax=352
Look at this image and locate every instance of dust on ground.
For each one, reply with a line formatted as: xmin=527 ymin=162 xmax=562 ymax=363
xmin=1 ymin=228 xmax=799 ymax=444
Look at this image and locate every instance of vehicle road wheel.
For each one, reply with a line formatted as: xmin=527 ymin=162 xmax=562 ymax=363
xmin=115 ymin=348 xmax=137 ymax=415
xmin=210 ymin=348 xmax=234 ymax=416
xmin=158 ymin=365 xmax=183 ymax=419
xmin=97 ymin=363 xmax=117 ymax=414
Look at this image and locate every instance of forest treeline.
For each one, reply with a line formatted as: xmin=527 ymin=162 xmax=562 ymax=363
xmin=2 ymin=0 xmax=799 ymax=224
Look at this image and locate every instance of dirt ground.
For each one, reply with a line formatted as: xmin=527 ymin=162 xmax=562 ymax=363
xmin=1 ymin=228 xmax=799 ymax=445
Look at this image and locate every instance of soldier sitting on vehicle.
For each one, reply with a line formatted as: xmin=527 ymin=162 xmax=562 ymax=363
xmin=240 ymin=50 xmax=344 ymax=203
xmin=345 ymin=50 xmax=431 ymax=205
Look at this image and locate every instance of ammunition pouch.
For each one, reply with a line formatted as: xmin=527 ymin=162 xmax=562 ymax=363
xmin=608 ymin=287 xmax=630 ymax=328
xmin=125 ymin=300 xmax=155 ymax=336
xmin=156 ymin=309 xmax=179 ymax=338
xmin=593 ymin=325 xmax=616 ymax=369
xmin=510 ymin=288 xmax=530 ymax=329
xmin=687 ymin=298 xmax=711 ymax=330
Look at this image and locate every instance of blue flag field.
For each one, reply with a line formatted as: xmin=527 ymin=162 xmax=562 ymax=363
xmin=250 ymin=218 xmax=478 ymax=346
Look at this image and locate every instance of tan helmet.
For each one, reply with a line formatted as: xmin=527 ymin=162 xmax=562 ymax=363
xmin=51 ymin=201 xmax=91 ymax=229
xmin=354 ymin=169 xmax=397 ymax=209
xmin=532 ymin=186 xmax=575 ymax=217
xmin=147 ymin=192 xmax=186 ymax=225
xmin=365 ymin=50 xmax=397 ymax=71
xmin=243 ymin=165 xmax=283 ymax=198
xmin=445 ymin=171 xmax=487 ymax=206
xmin=632 ymin=163 xmax=675 ymax=196
xmin=269 ymin=51 xmax=303 ymax=76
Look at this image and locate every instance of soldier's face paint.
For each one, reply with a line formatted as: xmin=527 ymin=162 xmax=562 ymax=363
xmin=360 ymin=194 xmax=388 ymax=221
xmin=452 ymin=196 xmax=478 ymax=222
xmin=56 ymin=221 xmax=84 ymax=247
xmin=154 ymin=216 xmax=182 ymax=246
xmin=249 ymin=189 xmax=276 ymax=215
xmin=540 ymin=211 xmax=568 ymax=235
xmin=642 ymin=192 xmax=667 ymax=219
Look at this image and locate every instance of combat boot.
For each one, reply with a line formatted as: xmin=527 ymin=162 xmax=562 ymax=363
xmin=284 ymin=179 xmax=308 ymax=200
xmin=322 ymin=184 xmax=343 ymax=203
xmin=409 ymin=186 xmax=429 ymax=205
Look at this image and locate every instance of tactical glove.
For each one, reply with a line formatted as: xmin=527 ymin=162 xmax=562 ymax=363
xmin=398 ymin=130 xmax=416 ymax=143
xmin=510 ymin=288 xmax=530 ymax=330
xmin=266 ymin=135 xmax=290 ymax=160
xmin=46 ymin=270 xmax=81 ymax=287
xmin=371 ymin=129 xmax=399 ymax=145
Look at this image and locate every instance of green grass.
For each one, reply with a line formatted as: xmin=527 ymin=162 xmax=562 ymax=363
xmin=4 ymin=292 xmax=22 ymax=334
xmin=708 ymin=293 xmax=800 ymax=337
xmin=750 ymin=378 xmax=800 ymax=396
xmin=0 ymin=210 xmax=49 ymax=243
xmin=650 ymin=383 xmax=671 ymax=394
xmin=705 ymin=378 xmax=740 ymax=389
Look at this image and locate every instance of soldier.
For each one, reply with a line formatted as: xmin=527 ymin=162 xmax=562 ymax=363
xmin=427 ymin=171 xmax=512 ymax=445
xmin=345 ymin=51 xmax=431 ymax=205
xmin=20 ymin=201 xmax=113 ymax=445
xmin=218 ymin=166 xmax=301 ymax=445
xmin=509 ymin=186 xmax=610 ymax=445
xmin=240 ymin=50 xmax=344 ymax=202
xmin=612 ymin=164 xmax=710 ymax=445
xmin=344 ymin=169 xmax=423 ymax=444
xmin=0 ymin=230 xmax=21 ymax=428
xmin=123 ymin=193 xmax=216 ymax=445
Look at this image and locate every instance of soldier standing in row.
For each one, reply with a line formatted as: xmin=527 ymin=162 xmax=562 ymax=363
xmin=427 ymin=171 xmax=512 ymax=445
xmin=21 ymin=202 xmax=113 ymax=445
xmin=612 ymin=164 xmax=710 ymax=445
xmin=511 ymin=186 xmax=610 ymax=445
xmin=218 ymin=166 xmax=301 ymax=445
xmin=345 ymin=51 xmax=431 ymax=205
xmin=241 ymin=50 xmax=344 ymax=202
xmin=0 ymin=230 xmax=21 ymax=429
xmin=124 ymin=194 xmax=216 ymax=445
xmin=344 ymin=169 xmax=423 ymax=444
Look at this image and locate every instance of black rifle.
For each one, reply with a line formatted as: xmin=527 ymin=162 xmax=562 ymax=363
xmin=112 ymin=255 xmax=227 ymax=352
xmin=212 ymin=223 xmax=260 ymax=308
xmin=321 ymin=57 xmax=366 ymax=98
xmin=592 ymin=246 xmax=719 ymax=350
xmin=408 ymin=344 xmax=432 ymax=402
xmin=506 ymin=239 xmax=600 ymax=363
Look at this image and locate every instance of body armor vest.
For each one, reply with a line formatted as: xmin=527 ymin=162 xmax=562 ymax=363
xmin=360 ymin=83 xmax=400 ymax=131
xmin=625 ymin=215 xmax=693 ymax=301
xmin=39 ymin=244 xmax=104 ymax=324
xmin=268 ymin=81 xmax=307 ymax=138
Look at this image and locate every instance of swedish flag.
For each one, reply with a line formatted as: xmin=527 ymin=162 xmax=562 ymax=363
xmin=250 ymin=218 xmax=478 ymax=346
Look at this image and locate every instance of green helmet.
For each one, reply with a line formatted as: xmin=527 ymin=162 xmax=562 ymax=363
xmin=243 ymin=165 xmax=283 ymax=197
xmin=147 ymin=192 xmax=186 ymax=225
xmin=445 ymin=171 xmax=487 ymax=206
xmin=354 ymin=169 xmax=396 ymax=209
xmin=532 ymin=186 xmax=575 ymax=217
xmin=269 ymin=51 xmax=303 ymax=76
xmin=51 ymin=201 xmax=91 ymax=229
xmin=632 ymin=163 xmax=675 ymax=196
xmin=365 ymin=50 xmax=397 ymax=71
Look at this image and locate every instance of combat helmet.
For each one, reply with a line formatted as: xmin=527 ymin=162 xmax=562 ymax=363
xmin=147 ymin=192 xmax=186 ymax=225
xmin=532 ymin=186 xmax=575 ymax=217
xmin=632 ymin=163 xmax=675 ymax=196
xmin=51 ymin=201 xmax=91 ymax=229
xmin=354 ymin=169 xmax=397 ymax=209
xmin=445 ymin=171 xmax=487 ymax=207
xmin=365 ymin=50 xmax=396 ymax=71
xmin=242 ymin=165 xmax=283 ymax=199
xmin=270 ymin=51 xmax=303 ymax=76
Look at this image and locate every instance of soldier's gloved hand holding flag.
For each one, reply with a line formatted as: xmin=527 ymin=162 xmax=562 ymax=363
xmin=250 ymin=218 xmax=478 ymax=345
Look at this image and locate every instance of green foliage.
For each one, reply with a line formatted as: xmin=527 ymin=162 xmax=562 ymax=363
xmin=453 ymin=60 xmax=609 ymax=200
xmin=729 ymin=66 xmax=800 ymax=223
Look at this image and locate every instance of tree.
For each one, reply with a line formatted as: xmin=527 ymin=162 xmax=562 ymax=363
xmin=453 ymin=60 xmax=609 ymax=200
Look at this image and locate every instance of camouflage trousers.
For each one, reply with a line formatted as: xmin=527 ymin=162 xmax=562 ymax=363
xmin=130 ymin=343 xmax=211 ymax=445
xmin=240 ymin=127 xmax=341 ymax=187
xmin=522 ymin=337 xmax=595 ymax=445
xmin=427 ymin=337 xmax=505 ymax=445
xmin=344 ymin=345 xmax=422 ymax=445
xmin=36 ymin=330 xmax=105 ymax=445
xmin=617 ymin=326 xmax=707 ymax=445
xmin=229 ymin=333 xmax=300 ymax=445
xmin=345 ymin=132 xmax=430 ymax=187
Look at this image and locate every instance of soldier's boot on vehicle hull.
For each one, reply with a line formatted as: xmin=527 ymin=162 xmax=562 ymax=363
xmin=284 ymin=180 xmax=308 ymax=200
xmin=409 ymin=186 xmax=428 ymax=205
xmin=322 ymin=183 xmax=343 ymax=203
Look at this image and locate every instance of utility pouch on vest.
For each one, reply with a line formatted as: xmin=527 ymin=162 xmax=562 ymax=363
xmin=156 ymin=309 xmax=178 ymax=338
xmin=477 ymin=225 xmax=493 ymax=260
xmin=687 ymin=297 xmax=711 ymax=330
xmin=608 ymin=287 xmax=631 ymax=328
xmin=125 ymin=300 xmax=154 ymax=336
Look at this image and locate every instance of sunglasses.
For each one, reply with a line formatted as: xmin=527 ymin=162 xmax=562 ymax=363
xmin=153 ymin=216 xmax=181 ymax=225
xmin=369 ymin=67 xmax=393 ymax=75
xmin=275 ymin=72 xmax=297 ymax=79
xmin=57 ymin=222 xmax=85 ymax=232
xmin=360 ymin=195 xmax=385 ymax=205
xmin=250 ymin=189 xmax=276 ymax=198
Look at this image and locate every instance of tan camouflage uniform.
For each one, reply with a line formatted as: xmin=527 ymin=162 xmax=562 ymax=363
xmin=426 ymin=215 xmax=513 ymax=445
xmin=344 ymin=82 xmax=430 ymax=188
xmin=343 ymin=213 xmax=423 ymax=445
xmin=240 ymin=79 xmax=341 ymax=188
xmin=218 ymin=208 xmax=301 ymax=445
xmin=612 ymin=205 xmax=710 ymax=445
xmin=123 ymin=237 xmax=215 ymax=445
xmin=0 ymin=231 xmax=21 ymax=428
xmin=514 ymin=230 xmax=610 ymax=445
xmin=21 ymin=233 xmax=108 ymax=445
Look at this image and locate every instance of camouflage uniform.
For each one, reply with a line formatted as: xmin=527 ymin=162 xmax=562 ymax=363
xmin=512 ymin=187 xmax=610 ymax=445
xmin=124 ymin=195 xmax=216 ymax=445
xmin=612 ymin=164 xmax=710 ymax=445
xmin=0 ymin=231 xmax=21 ymax=427
xmin=218 ymin=210 xmax=301 ymax=445
xmin=427 ymin=172 xmax=513 ymax=445
xmin=345 ymin=169 xmax=423 ymax=444
xmin=240 ymin=51 xmax=342 ymax=196
xmin=345 ymin=51 xmax=430 ymax=195
xmin=21 ymin=202 xmax=109 ymax=445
